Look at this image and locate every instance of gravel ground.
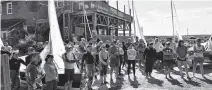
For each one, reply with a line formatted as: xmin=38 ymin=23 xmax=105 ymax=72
xmin=18 ymin=63 xmax=212 ymax=90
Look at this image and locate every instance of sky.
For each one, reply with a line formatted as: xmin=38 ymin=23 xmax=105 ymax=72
xmin=109 ymin=0 xmax=212 ymax=36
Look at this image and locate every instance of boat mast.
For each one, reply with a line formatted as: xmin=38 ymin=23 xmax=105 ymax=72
xmin=171 ymin=0 xmax=175 ymax=41
xmin=132 ymin=0 xmax=136 ymax=40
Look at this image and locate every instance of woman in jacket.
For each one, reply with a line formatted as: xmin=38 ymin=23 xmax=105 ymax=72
xmin=44 ymin=55 xmax=58 ymax=90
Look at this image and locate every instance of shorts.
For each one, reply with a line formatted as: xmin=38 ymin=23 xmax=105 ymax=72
xmin=65 ymin=69 xmax=74 ymax=82
xmin=163 ymin=60 xmax=174 ymax=67
xmin=110 ymin=61 xmax=120 ymax=67
xmin=100 ymin=65 xmax=107 ymax=76
xmin=193 ymin=57 xmax=204 ymax=63
xmin=177 ymin=57 xmax=186 ymax=61
xmin=110 ymin=56 xmax=119 ymax=67
xmin=86 ymin=64 xmax=94 ymax=77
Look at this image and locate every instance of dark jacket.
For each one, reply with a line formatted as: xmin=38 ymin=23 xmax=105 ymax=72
xmin=9 ymin=58 xmax=26 ymax=71
xmin=143 ymin=47 xmax=157 ymax=61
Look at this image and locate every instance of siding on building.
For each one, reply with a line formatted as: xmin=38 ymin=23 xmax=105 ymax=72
xmin=1 ymin=1 xmax=48 ymax=27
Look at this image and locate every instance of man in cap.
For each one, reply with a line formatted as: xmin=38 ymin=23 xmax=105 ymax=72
xmin=109 ymin=41 xmax=119 ymax=82
xmin=162 ymin=42 xmax=175 ymax=78
xmin=9 ymin=50 xmax=26 ymax=90
xmin=62 ymin=44 xmax=78 ymax=89
xmin=81 ymin=44 xmax=95 ymax=89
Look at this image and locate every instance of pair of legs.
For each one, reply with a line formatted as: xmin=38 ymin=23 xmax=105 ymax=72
xmin=193 ymin=57 xmax=204 ymax=77
xmin=119 ymin=55 xmax=124 ymax=75
xmin=110 ymin=65 xmax=119 ymax=82
xmin=177 ymin=60 xmax=189 ymax=78
xmin=145 ymin=60 xmax=154 ymax=77
xmin=123 ymin=51 xmax=128 ymax=67
xmin=163 ymin=60 xmax=174 ymax=78
xmin=64 ymin=69 xmax=74 ymax=89
xmin=10 ymin=70 xmax=21 ymax=90
xmin=127 ymin=60 xmax=136 ymax=76
xmin=86 ymin=64 xmax=95 ymax=89
xmin=138 ymin=52 xmax=144 ymax=69
xmin=100 ymin=64 xmax=108 ymax=84
xmin=46 ymin=80 xmax=57 ymax=90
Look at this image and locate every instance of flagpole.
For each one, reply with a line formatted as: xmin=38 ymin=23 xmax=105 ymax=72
xmin=171 ymin=0 xmax=175 ymax=41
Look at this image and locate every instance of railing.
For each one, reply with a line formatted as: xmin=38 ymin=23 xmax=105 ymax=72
xmin=64 ymin=1 xmax=132 ymax=22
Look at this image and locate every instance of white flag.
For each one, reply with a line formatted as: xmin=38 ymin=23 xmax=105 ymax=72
xmin=39 ymin=0 xmax=66 ymax=74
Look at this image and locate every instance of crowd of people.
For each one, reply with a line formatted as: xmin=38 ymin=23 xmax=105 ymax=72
xmin=1 ymin=36 xmax=212 ymax=90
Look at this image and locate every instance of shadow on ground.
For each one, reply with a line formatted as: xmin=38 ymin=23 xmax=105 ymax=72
xmin=147 ymin=76 xmax=164 ymax=87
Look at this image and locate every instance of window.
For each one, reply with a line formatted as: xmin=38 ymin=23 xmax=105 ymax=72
xmin=55 ymin=0 xmax=64 ymax=7
xmin=7 ymin=2 xmax=12 ymax=14
xmin=64 ymin=14 xmax=68 ymax=27
xmin=3 ymin=33 xmax=7 ymax=39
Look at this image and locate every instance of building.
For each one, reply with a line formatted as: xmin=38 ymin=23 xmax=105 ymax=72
xmin=1 ymin=1 xmax=133 ymax=42
xmin=1 ymin=1 xmax=61 ymax=42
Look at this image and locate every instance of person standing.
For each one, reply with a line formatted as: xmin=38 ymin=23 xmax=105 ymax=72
xmin=9 ymin=50 xmax=26 ymax=90
xmin=122 ymin=42 xmax=128 ymax=67
xmin=26 ymin=52 xmax=45 ymax=90
xmin=162 ymin=42 xmax=175 ymax=78
xmin=153 ymin=38 xmax=164 ymax=69
xmin=193 ymin=39 xmax=205 ymax=77
xmin=108 ymin=41 xmax=119 ymax=82
xmin=143 ymin=43 xmax=157 ymax=78
xmin=99 ymin=45 xmax=110 ymax=85
xmin=44 ymin=55 xmax=58 ymax=90
xmin=127 ymin=45 xmax=137 ymax=78
xmin=62 ymin=45 xmax=78 ymax=89
xmin=118 ymin=43 xmax=125 ymax=75
xmin=137 ymin=40 xmax=146 ymax=69
xmin=81 ymin=45 xmax=95 ymax=89
xmin=176 ymin=40 xmax=189 ymax=78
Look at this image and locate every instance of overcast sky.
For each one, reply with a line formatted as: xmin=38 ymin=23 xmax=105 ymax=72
xmin=109 ymin=0 xmax=212 ymax=36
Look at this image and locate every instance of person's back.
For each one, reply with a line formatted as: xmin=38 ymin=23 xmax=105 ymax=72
xmin=127 ymin=47 xmax=137 ymax=60
xmin=163 ymin=47 xmax=174 ymax=61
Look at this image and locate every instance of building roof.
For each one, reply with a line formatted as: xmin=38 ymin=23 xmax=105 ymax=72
xmin=1 ymin=19 xmax=25 ymax=31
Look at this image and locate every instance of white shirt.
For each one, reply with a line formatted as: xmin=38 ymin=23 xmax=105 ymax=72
xmin=127 ymin=48 xmax=137 ymax=60
xmin=118 ymin=47 xmax=124 ymax=55
xmin=63 ymin=51 xmax=76 ymax=69
xmin=153 ymin=42 xmax=164 ymax=52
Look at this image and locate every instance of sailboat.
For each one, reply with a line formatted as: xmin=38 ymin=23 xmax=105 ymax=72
xmin=131 ymin=0 xmax=147 ymax=45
